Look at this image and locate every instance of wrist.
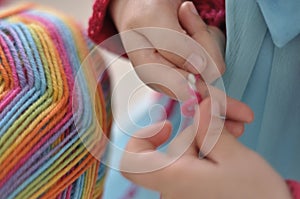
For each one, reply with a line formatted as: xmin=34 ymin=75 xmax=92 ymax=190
xmin=109 ymin=0 xmax=126 ymax=31
xmin=207 ymin=26 xmax=226 ymax=53
xmin=109 ymin=0 xmax=185 ymax=31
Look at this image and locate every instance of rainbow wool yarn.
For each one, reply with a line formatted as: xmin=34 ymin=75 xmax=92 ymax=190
xmin=0 ymin=4 xmax=111 ymax=199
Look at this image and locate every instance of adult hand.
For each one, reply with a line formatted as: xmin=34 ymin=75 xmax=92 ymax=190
xmin=110 ymin=1 xmax=225 ymax=101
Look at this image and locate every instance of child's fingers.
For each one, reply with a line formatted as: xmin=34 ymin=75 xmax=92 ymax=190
xmin=193 ymin=98 xmax=248 ymax=162
xmin=206 ymin=128 xmax=247 ymax=163
xmin=166 ymin=126 xmax=199 ymax=158
xmin=165 ymin=115 xmax=245 ymax=160
xmin=120 ymin=121 xmax=175 ymax=191
xmin=224 ymin=120 xmax=245 ymax=138
xmin=192 ymin=98 xmax=223 ymax=159
xmin=226 ymin=97 xmax=254 ymax=123
xmin=196 ymin=82 xmax=254 ymax=123
xmin=125 ymin=121 xmax=172 ymax=152
xmin=178 ymin=1 xmax=226 ymax=83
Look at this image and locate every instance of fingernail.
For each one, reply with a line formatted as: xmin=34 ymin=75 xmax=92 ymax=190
xmin=186 ymin=53 xmax=206 ymax=73
xmin=189 ymin=3 xmax=199 ymax=15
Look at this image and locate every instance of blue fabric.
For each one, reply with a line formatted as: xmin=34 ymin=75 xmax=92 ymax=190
xmin=257 ymin=0 xmax=300 ymax=47
xmin=239 ymin=32 xmax=273 ymax=150
xmin=225 ymin=0 xmax=300 ymax=180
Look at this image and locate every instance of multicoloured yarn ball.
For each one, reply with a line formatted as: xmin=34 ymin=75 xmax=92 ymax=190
xmin=0 ymin=3 xmax=111 ymax=199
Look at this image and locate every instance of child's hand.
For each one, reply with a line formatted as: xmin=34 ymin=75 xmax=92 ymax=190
xmin=110 ymin=1 xmax=225 ymax=101
xmin=120 ymin=98 xmax=292 ymax=199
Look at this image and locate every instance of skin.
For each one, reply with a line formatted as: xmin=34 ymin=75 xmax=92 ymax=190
xmin=110 ymin=0 xmax=225 ymax=96
xmin=109 ymin=0 xmax=292 ymax=198
xmin=121 ymin=98 xmax=292 ymax=199
xmin=110 ymin=0 xmax=253 ymax=135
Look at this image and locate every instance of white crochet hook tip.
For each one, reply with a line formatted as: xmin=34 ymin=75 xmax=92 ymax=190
xmin=187 ymin=73 xmax=197 ymax=91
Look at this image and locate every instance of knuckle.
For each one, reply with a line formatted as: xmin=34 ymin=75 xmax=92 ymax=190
xmin=193 ymin=23 xmax=210 ymax=38
xmin=201 ymin=97 xmax=212 ymax=108
xmin=218 ymin=64 xmax=226 ymax=75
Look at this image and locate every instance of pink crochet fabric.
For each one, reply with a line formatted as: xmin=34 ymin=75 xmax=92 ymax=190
xmin=88 ymin=0 xmax=226 ymax=44
xmin=193 ymin=0 xmax=225 ymax=31
xmin=287 ymin=180 xmax=300 ymax=199
xmin=88 ymin=0 xmax=110 ymax=44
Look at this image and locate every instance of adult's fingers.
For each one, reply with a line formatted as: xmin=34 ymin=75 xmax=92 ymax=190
xmin=132 ymin=27 xmax=203 ymax=74
xmin=135 ymin=22 xmax=223 ymax=83
xmin=122 ymin=30 xmax=193 ymax=101
xmin=131 ymin=50 xmax=192 ymax=101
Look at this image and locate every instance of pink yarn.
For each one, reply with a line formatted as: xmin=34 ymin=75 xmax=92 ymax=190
xmin=0 ymin=13 xmax=76 ymax=186
xmin=0 ymin=35 xmax=21 ymax=112
xmin=88 ymin=0 xmax=226 ymax=44
xmin=287 ymin=180 xmax=300 ymax=199
xmin=194 ymin=0 xmax=226 ymax=32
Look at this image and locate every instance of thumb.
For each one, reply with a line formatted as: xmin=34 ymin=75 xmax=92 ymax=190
xmin=178 ymin=1 xmax=226 ymax=83
xmin=179 ymin=1 xmax=208 ymax=36
xmin=125 ymin=121 xmax=172 ymax=153
xmin=120 ymin=121 xmax=175 ymax=191
xmin=120 ymin=122 xmax=172 ymax=172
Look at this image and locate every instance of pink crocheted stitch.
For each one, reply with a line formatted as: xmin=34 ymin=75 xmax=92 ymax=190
xmin=88 ymin=0 xmax=110 ymax=44
xmin=88 ymin=0 xmax=226 ymax=44
xmin=287 ymin=180 xmax=300 ymax=199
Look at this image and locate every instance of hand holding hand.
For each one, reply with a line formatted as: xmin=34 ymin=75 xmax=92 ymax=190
xmin=110 ymin=1 xmax=225 ymax=101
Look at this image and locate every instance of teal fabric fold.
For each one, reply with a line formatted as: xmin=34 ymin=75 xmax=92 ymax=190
xmin=225 ymin=0 xmax=300 ymax=180
xmin=257 ymin=0 xmax=300 ymax=47
xmin=224 ymin=0 xmax=267 ymax=100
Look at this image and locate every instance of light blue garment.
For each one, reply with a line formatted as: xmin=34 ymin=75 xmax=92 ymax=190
xmin=103 ymin=0 xmax=300 ymax=198
xmin=225 ymin=0 xmax=300 ymax=181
